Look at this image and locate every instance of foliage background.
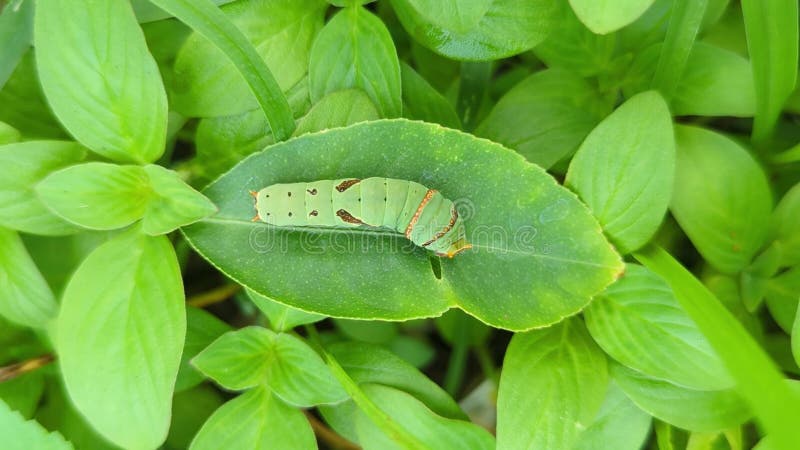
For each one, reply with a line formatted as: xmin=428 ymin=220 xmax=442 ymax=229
xmin=0 ymin=0 xmax=799 ymax=449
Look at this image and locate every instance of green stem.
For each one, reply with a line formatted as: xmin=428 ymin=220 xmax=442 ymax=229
xmin=443 ymin=341 xmax=468 ymax=396
xmin=148 ymin=0 xmax=295 ymax=141
xmin=474 ymin=344 xmax=498 ymax=385
xmin=650 ymin=0 xmax=708 ymax=99
xmin=456 ymin=61 xmax=491 ymax=131
xmin=770 ymin=141 xmax=800 ymax=164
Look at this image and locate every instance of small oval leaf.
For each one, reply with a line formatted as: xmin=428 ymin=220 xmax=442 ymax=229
xmin=496 ymin=318 xmax=608 ymax=449
xmin=192 ymin=326 xmax=347 ymax=407
xmin=190 ymin=387 xmax=315 ymax=450
xmin=36 ymin=163 xmax=152 ymax=231
xmin=671 ymin=125 xmax=772 ymax=274
xmin=34 ymin=0 xmax=167 ymax=163
xmin=566 ymin=91 xmax=675 ymax=254
xmin=569 ymin=0 xmax=656 ymax=34
xmin=309 ymin=7 xmax=401 ymax=117
xmin=58 ymin=229 xmax=186 ymax=449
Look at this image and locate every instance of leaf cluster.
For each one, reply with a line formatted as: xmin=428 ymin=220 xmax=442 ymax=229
xmin=0 ymin=0 xmax=799 ymax=449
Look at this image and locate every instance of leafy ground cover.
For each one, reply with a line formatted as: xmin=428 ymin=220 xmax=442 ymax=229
xmin=0 ymin=0 xmax=799 ymax=449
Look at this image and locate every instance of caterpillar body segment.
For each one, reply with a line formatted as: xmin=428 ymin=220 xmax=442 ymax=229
xmin=252 ymin=177 xmax=471 ymax=257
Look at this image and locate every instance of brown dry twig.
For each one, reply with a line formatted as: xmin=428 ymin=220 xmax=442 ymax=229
xmin=304 ymin=409 xmax=360 ymax=450
xmin=0 ymin=353 xmax=55 ymax=382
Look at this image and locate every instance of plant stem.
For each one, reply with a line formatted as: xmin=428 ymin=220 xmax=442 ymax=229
xmin=444 ymin=341 xmax=468 ymax=396
xmin=474 ymin=343 xmax=498 ymax=385
xmin=456 ymin=61 xmax=491 ymax=131
xmin=186 ymin=283 xmax=241 ymax=308
xmin=0 ymin=353 xmax=54 ymax=382
xmin=303 ymin=410 xmax=360 ymax=450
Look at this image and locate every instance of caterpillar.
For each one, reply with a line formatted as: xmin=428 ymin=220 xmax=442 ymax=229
xmin=250 ymin=178 xmax=472 ymax=258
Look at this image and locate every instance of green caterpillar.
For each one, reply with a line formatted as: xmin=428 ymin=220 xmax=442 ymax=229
xmin=251 ymin=178 xmax=471 ymax=257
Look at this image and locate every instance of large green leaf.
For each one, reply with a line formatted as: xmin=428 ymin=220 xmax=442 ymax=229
xmin=740 ymin=0 xmax=798 ymax=141
xmin=34 ymin=0 xmax=167 ymax=163
xmin=182 ymin=119 xmax=622 ymax=331
xmin=0 ymin=228 xmax=56 ymax=329
xmin=585 ymin=264 xmax=732 ymax=390
xmin=58 ymin=229 xmax=185 ymax=449
xmin=190 ymin=387 xmax=315 ymax=450
xmin=671 ymin=125 xmax=772 ymax=274
xmin=612 ymin=363 xmax=750 ymax=431
xmin=569 ymin=0 xmax=655 ymax=34
xmin=0 ymin=141 xmax=85 ymax=235
xmin=0 ymin=400 xmax=72 ymax=450
xmin=170 ymin=0 xmax=325 ymax=118
xmin=496 ymin=318 xmax=608 ymax=449
xmin=34 ymin=379 xmax=117 ymax=450
xmin=308 ymin=6 xmax=401 ymax=117
xmin=566 ymin=91 xmax=674 ymax=254
xmin=390 ymin=0 xmax=558 ymax=60
xmin=192 ymin=326 xmax=347 ymax=407
xmin=475 ymin=68 xmax=611 ymax=169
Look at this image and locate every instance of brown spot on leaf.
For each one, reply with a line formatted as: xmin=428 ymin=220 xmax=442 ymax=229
xmin=307 ymin=188 xmax=318 ymax=195
xmin=309 ymin=210 xmax=318 ymax=217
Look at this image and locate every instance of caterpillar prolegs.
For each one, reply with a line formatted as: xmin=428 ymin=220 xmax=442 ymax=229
xmin=251 ymin=178 xmax=472 ymax=257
